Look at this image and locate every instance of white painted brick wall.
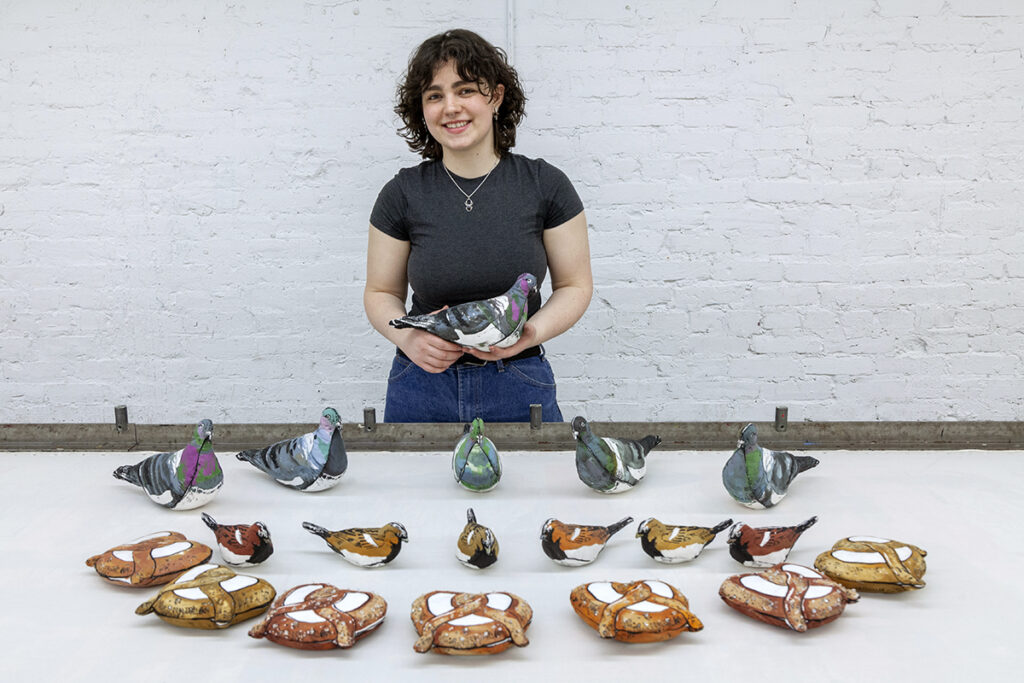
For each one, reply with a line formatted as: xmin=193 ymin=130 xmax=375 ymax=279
xmin=1 ymin=1 xmax=1022 ymax=425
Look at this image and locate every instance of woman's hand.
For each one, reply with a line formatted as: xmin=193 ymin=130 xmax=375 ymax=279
xmin=398 ymin=320 xmax=465 ymax=373
xmin=462 ymin=322 xmax=540 ymax=361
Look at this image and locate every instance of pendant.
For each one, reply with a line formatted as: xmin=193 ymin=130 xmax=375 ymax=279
xmin=465 ymin=198 xmax=474 ymax=212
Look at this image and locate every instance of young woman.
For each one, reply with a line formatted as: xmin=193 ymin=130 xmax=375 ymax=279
xmin=364 ymin=29 xmax=592 ymax=423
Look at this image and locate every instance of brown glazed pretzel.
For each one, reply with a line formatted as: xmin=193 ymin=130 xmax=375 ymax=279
xmin=410 ymin=591 xmax=532 ymax=655
xmin=248 ymin=584 xmax=387 ymax=650
xmin=719 ymin=563 xmax=859 ymax=632
xmin=570 ymin=579 xmax=703 ymax=643
xmin=814 ymin=536 xmax=927 ymax=592
xmin=135 ymin=564 xmax=276 ymax=629
xmin=85 ymin=531 xmax=212 ymax=588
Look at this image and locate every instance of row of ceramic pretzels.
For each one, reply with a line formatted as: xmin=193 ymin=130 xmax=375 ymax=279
xmin=111 ymin=412 xmax=817 ymax=508
xmin=86 ymin=529 xmax=927 ymax=648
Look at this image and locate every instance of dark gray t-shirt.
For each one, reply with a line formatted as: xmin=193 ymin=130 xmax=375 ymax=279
xmin=370 ymin=153 xmax=584 ymax=316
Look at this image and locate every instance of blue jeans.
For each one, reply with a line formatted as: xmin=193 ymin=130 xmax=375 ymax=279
xmin=383 ymin=350 xmax=564 ymax=423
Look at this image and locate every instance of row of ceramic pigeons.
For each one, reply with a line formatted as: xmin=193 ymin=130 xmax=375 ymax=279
xmin=112 ymin=410 xmax=820 ymax=511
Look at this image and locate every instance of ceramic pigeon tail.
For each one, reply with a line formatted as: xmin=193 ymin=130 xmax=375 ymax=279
xmin=236 ymin=407 xmax=347 ymax=492
xmin=722 ymin=423 xmax=819 ymax=509
xmin=302 ymin=521 xmax=408 ymax=568
xmin=113 ymin=419 xmax=222 ymax=510
xmin=201 ymin=513 xmax=274 ymax=567
xmin=636 ymin=518 xmax=733 ymax=564
xmin=572 ymin=417 xmax=660 ymax=494
xmin=452 ymin=418 xmax=501 ymax=492
xmin=388 ymin=273 xmax=537 ymax=351
xmin=541 ymin=517 xmax=634 ymax=566
xmin=456 ymin=508 xmax=499 ymax=569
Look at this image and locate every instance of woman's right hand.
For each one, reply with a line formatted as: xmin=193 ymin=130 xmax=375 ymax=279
xmin=398 ymin=328 xmax=464 ymax=373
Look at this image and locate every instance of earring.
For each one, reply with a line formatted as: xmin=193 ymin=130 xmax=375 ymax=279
xmin=493 ymin=109 xmax=499 ymax=119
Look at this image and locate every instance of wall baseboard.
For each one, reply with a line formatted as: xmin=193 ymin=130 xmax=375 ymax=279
xmin=3 ymin=421 xmax=1022 ymax=452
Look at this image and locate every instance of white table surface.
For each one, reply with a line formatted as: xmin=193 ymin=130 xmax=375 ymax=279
xmin=1 ymin=446 xmax=1019 ymax=682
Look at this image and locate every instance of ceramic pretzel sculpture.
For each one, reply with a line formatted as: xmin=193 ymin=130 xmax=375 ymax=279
xmin=135 ymin=563 xmax=276 ymax=629
xmin=570 ymin=580 xmax=704 ymax=642
xmin=814 ymin=536 xmax=927 ymax=592
xmin=410 ymin=591 xmax=532 ymax=655
xmin=719 ymin=563 xmax=859 ymax=632
xmin=85 ymin=531 xmax=212 ymax=587
xmin=249 ymin=584 xmax=388 ymax=650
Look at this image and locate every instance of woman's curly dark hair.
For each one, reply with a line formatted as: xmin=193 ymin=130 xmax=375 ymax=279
xmin=396 ymin=29 xmax=526 ymax=160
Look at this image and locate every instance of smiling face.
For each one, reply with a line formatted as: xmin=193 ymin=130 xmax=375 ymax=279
xmin=422 ymin=60 xmax=504 ymax=162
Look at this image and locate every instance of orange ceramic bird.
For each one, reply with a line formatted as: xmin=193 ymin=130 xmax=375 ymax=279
xmin=541 ymin=517 xmax=634 ymax=566
xmin=727 ymin=516 xmax=818 ymax=567
xmin=201 ymin=513 xmax=273 ymax=567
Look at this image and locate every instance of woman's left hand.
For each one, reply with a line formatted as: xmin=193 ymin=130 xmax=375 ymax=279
xmin=462 ymin=322 xmax=540 ymax=361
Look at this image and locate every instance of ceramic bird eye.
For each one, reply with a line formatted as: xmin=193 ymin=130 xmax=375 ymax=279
xmin=727 ymin=516 xmax=818 ymax=567
xmin=541 ymin=516 xmax=634 ymax=566
xmin=236 ymin=407 xmax=347 ymax=492
xmin=636 ymin=518 xmax=733 ymax=564
xmin=452 ymin=418 xmax=501 ymax=492
xmin=410 ymin=591 xmax=532 ymax=655
xmin=570 ymin=579 xmax=703 ymax=642
xmin=390 ymin=273 xmax=537 ymax=351
xmin=113 ymin=419 xmax=222 ymax=510
xmin=201 ymin=513 xmax=273 ymax=567
xmin=572 ymin=417 xmax=660 ymax=493
xmin=456 ymin=508 xmax=499 ymax=569
xmin=720 ymin=563 xmax=859 ymax=632
xmin=303 ymin=521 xmax=408 ymax=568
xmin=814 ymin=536 xmax=927 ymax=592
xmin=722 ymin=423 xmax=819 ymax=509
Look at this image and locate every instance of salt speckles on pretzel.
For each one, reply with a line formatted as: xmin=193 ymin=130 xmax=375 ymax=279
xmin=85 ymin=531 xmax=212 ymax=588
xmin=249 ymin=584 xmax=387 ymax=650
xmin=719 ymin=563 xmax=859 ymax=632
xmin=570 ymin=579 xmax=703 ymax=643
xmin=814 ymin=536 xmax=927 ymax=592
xmin=410 ymin=591 xmax=532 ymax=655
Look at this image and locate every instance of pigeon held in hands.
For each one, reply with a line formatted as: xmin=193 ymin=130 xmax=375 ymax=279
xmin=388 ymin=273 xmax=537 ymax=351
xmin=572 ymin=416 xmax=661 ymax=493
xmin=722 ymin=423 xmax=819 ymax=509
xmin=236 ymin=407 xmax=347 ymax=492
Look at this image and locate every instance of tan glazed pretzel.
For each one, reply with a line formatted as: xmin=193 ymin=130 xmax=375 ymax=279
xmin=719 ymin=563 xmax=859 ymax=632
xmin=85 ymin=531 xmax=212 ymax=588
xmin=410 ymin=591 xmax=532 ymax=655
xmin=135 ymin=563 xmax=276 ymax=629
xmin=814 ymin=536 xmax=927 ymax=592
xmin=249 ymin=584 xmax=387 ymax=650
xmin=570 ymin=579 xmax=703 ymax=643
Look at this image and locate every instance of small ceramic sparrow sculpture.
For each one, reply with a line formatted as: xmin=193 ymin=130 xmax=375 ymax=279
xmin=389 ymin=273 xmax=537 ymax=351
xmin=302 ymin=521 xmax=408 ymax=568
xmin=452 ymin=418 xmax=501 ymax=492
xmin=636 ymin=518 xmax=733 ymax=564
xmin=456 ymin=508 xmax=499 ymax=569
xmin=727 ymin=516 xmax=818 ymax=567
xmin=113 ymin=419 xmax=222 ymax=510
xmin=814 ymin=536 xmax=927 ymax=592
xmin=722 ymin=423 xmax=819 ymax=509
xmin=236 ymin=407 xmax=347 ymax=492
xmin=541 ymin=517 xmax=634 ymax=566
xmin=720 ymin=563 xmax=859 ymax=632
xmin=572 ymin=417 xmax=661 ymax=493
xmin=201 ymin=513 xmax=273 ymax=567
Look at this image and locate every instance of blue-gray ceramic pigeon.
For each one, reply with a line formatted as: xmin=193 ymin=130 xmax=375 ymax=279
xmin=572 ymin=416 xmax=660 ymax=494
xmin=113 ymin=419 xmax=222 ymax=510
xmin=388 ymin=273 xmax=537 ymax=351
xmin=722 ymin=423 xmax=819 ymax=509
xmin=452 ymin=418 xmax=501 ymax=492
xmin=236 ymin=407 xmax=347 ymax=492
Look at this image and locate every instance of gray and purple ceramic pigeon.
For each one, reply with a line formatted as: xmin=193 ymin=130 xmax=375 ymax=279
xmin=113 ymin=419 xmax=222 ymax=510
xmin=572 ymin=417 xmax=661 ymax=494
xmin=236 ymin=407 xmax=347 ymax=492
xmin=388 ymin=273 xmax=537 ymax=351
xmin=722 ymin=423 xmax=819 ymax=509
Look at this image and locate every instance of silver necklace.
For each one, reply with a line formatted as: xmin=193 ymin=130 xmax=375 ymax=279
xmin=442 ymin=159 xmax=499 ymax=212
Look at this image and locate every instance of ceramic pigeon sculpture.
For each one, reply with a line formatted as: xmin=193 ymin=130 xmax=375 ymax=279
xmin=452 ymin=418 xmax=501 ymax=492
xmin=236 ymin=407 xmax=347 ymax=492
xmin=302 ymin=521 xmax=408 ymax=568
xmin=727 ymin=516 xmax=818 ymax=567
xmin=572 ymin=417 xmax=660 ymax=494
xmin=722 ymin=423 xmax=819 ymax=509
xmin=388 ymin=273 xmax=537 ymax=351
xmin=541 ymin=517 xmax=634 ymax=567
xmin=201 ymin=513 xmax=274 ymax=567
xmin=456 ymin=508 xmax=499 ymax=569
xmin=113 ymin=419 xmax=222 ymax=510
xmin=636 ymin=518 xmax=733 ymax=564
